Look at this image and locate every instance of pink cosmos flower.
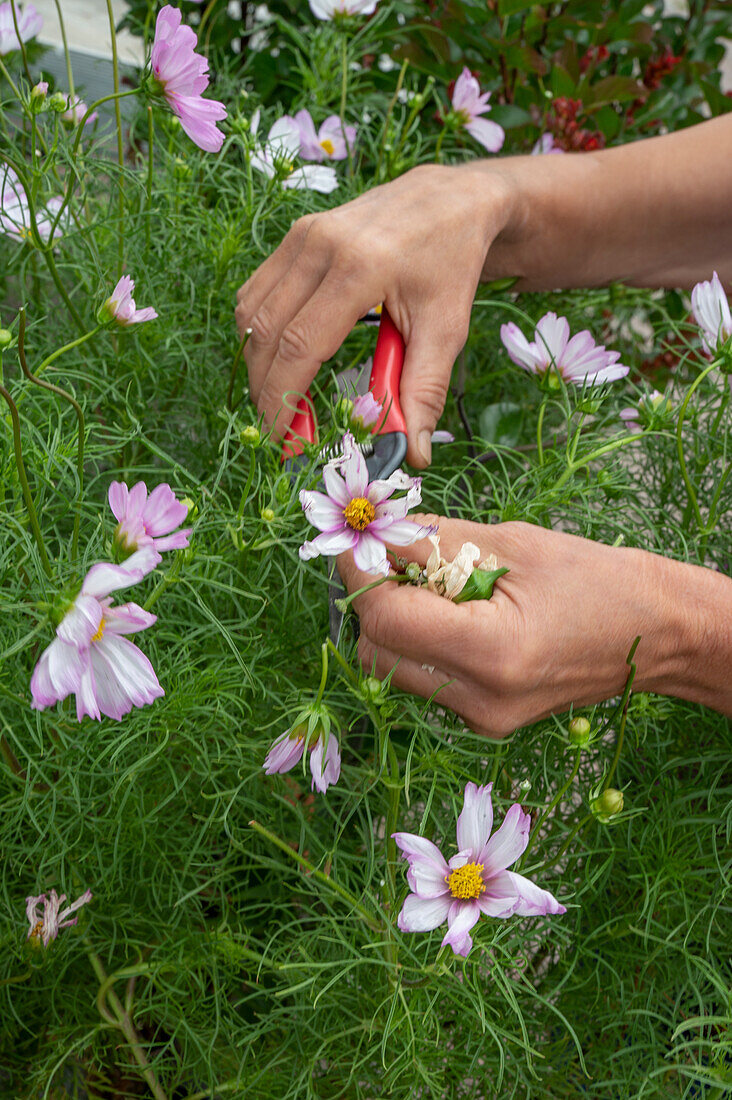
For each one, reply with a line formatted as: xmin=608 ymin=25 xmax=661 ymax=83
xmin=0 ymin=1 xmax=42 ymax=56
xmin=299 ymin=433 xmax=436 ymax=575
xmin=104 ymin=276 xmax=158 ymax=326
xmin=61 ymin=96 xmax=98 ymax=127
xmin=532 ymin=132 xmax=564 ymax=155
xmin=393 ymin=782 xmax=565 ymax=958
xmin=30 ymin=548 xmax=164 ymax=722
xmin=500 ymin=311 xmax=629 ymax=385
xmin=150 ymin=5 xmax=227 ymax=153
xmin=308 ymin=0 xmax=378 ymax=19
xmin=450 ymin=68 xmax=504 ymax=153
xmin=263 ymin=726 xmax=341 ymax=793
xmin=619 ymin=389 xmax=665 ymax=433
xmin=293 ymin=109 xmax=356 ymax=162
xmin=350 ymin=391 xmax=382 ymax=431
xmin=691 ymin=271 xmax=732 ymax=357
xmin=26 ymin=888 xmax=92 ymax=947
xmin=250 ymin=111 xmax=338 ymax=194
xmin=1 ymin=163 xmax=64 ymax=244
xmin=109 ymin=480 xmax=191 ymax=554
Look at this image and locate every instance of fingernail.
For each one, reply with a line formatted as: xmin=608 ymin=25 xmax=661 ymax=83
xmin=417 ymin=429 xmax=432 ymax=465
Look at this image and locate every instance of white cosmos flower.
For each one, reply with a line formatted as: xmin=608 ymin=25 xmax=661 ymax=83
xmin=249 ymin=111 xmax=338 ymax=194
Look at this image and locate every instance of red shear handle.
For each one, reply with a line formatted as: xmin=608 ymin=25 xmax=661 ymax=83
xmin=281 ymin=391 xmax=316 ymax=461
xmin=369 ymin=308 xmax=407 ymax=437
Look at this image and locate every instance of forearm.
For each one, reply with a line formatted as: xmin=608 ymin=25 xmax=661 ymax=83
xmin=473 ymin=115 xmax=732 ymax=291
xmin=638 ymin=552 xmax=732 ymax=717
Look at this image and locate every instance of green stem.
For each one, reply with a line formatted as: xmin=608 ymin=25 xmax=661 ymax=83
xmin=550 ymin=432 xmax=644 ymax=494
xmin=9 ymin=0 xmax=33 ymax=86
xmin=84 ymin=942 xmax=169 ymax=1100
xmin=517 ymin=749 xmax=582 ymax=871
xmin=0 ymin=380 xmax=52 ymax=576
xmin=249 ymin=819 xmax=380 ymax=932
xmin=105 ymin=0 xmax=125 ymax=277
xmin=434 ymin=126 xmax=446 ymax=163
xmin=675 ymin=360 xmax=720 ymax=533
xmin=314 ymin=641 xmax=329 ymax=708
xmin=227 ymin=331 xmax=250 ymax=412
xmin=17 ymin=309 xmax=86 ymax=561
xmin=0 ymin=54 xmax=23 ymax=103
xmin=53 ymin=0 xmax=75 ymax=100
xmin=536 ymin=396 xmax=548 ymax=466
xmin=146 ymin=105 xmax=154 ymax=250
xmin=602 ymin=636 xmax=640 ymax=792
xmin=40 ymin=248 xmax=85 ymax=334
xmin=376 ymin=59 xmax=408 ymax=179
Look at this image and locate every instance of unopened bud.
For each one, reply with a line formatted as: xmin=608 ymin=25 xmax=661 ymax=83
xmin=591 ymin=787 xmax=624 ymax=822
xmin=261 ymin=507 xmax=275 ymax=522
xmin=519 ymin=778 xmax=532 ymax=793
xmin=568 ymin=716 xmax=592 ymax=746
xmin=30 ymin=82 xmax=48 ymax=112
xmin=362 ymin=675 xmax=385 ymax=704
xmin=0 ymin=328 xmax=12 ymax=349
xmin=48 ymin=91 xmax=68 ymax=113
xmin=180 ymin=496 xmax=197 ymax=519
xmin=404 ymin=560 xmax=422 ymax=582
xmin=240 ymin=425 xmax=260 ymax=446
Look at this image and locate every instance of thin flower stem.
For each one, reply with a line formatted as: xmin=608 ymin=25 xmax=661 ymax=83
xmin=9 ymin=0 xmax=33 ymax=86
xmin=0 ymin=380 xmax=52 ymax=577
xmin=146 ymin=106 xmax=154 ymax=250
xmin=537 ymin=813 xmax=593 ymax=872
xmin=550 ymin=433 xmax=645 ymax=494
xmin=434 ymin=126 xmax=446 ymax=163
xmin=53 ymin=0 xmax=75 ymax=100
xmin=675 ymin=360 xmax=719 ymax=533
xmin=536 ymin=396 xmax=548 ymax=466
xmin=27 ymin=324 xmax=103 ymax=384
xmin=84 ymin=942 xmax=169 ymax=1100
xmin=517 ymin=749 xmax=582 ymax=872
xmin=40 ymin=248 xmax=86 ymax=334
xmin=602 ymin=635 xmax=640 ymax=792
xmin=17 ymin=309 xmax=86 ymax=561
xmin=385 ymin=737 xmax=400 ymax=909
xmin=105 ymin=0 xmax=125 ymax=277
xmin=376 ymin=60 xmax=408 ymax=179
xmin=0 ymin=55 xmax=22 ymax=100
xmin=248 ymin=819 xmax=381 ymax=932
xmin=314 ymin=642 xmax=329 ymax=708
xmin=227 ymin=331 xmax=250 ymax=411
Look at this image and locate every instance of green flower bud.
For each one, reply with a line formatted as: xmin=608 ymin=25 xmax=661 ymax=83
xmin=518 ymin=778 xmax=532 ymax=793
xmin=240 ymin=425 xmax=260 ymax=446
xmin=48 ymin=92 xmax=68 ymax=113
xmin=404 ymin=560 xmax=422 ymax=582
xmin=0 ymin=328 xmax=12 ymax=350
xmin=568 ymin=716 xmax=592 ymax=746
xmin=591 ymin=787 xmax=624 ymax=823
xmin=261 ymin=507 xmax=275 ymax=522
xmin=180 ymin=496 xmax=197 ymax=519
xmin=362 ymin=675 xmax=386 ymax=704
xmin=543 ymin=368 xmax=562 ymax=392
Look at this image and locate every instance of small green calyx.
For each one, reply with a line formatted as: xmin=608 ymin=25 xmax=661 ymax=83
xmin=48 ymin=92 xmax=68 ymax=113
xmin=240 ymin=425 xmax=260 ymax=446
xmin=453 ymin=566 xmax=509 ymax=604
xmin=0 ymin=328 xmax=13 ymax=350
xmin=361 ymin=676 xmax=386 ymax=705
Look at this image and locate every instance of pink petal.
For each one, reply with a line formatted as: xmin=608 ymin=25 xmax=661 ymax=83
xmin=479 ymin=803 xmax=531 ymax=876
xmin=503 ymin=870 xmax=566 ymax=916
xmin=397 ymin=892 xmax=451 ymax=933
xmin=300 ymin=489 xmax=346 ymax=532
xmin=465 ymin=117 xmax=505 ymax=153
xmin=451 ymin=68 xmax=479 ymax=113
xmin=322 ymin=463 xmax=350 ymax=507
xmin=351 ymin=530 xmax=389 ymax=575
xmin=152 ymin=529 xmax=191 ymax=552
xmin=500 ymin=322 xmax=542 ymax=373
xmin=263 ymin=730 xmax=305 ymax=774
xmin=81 ymin=563 xmax=141 ymax=600
xmin=102 ymin=602 xmax=157 ymax=635
xmin=142 ymin=483 xmax=188 ymax=536
xmin=441 ymin=899 xmax=481 ymax=957
xmin=90 ymin=635 xmax=163 ymax=720
xmin=456 ymin=781 xmax=494 ymax=858
xmin=108 ymin=481 xmax=129 ymax=522
xmin=121 ymin=545 xmax=162 ymax=578
xmin=534 ymin=312 xmax=570 ymax=367
xmin=57 ymin=594 xmax=102 ymax=648
xmin=310 ymin=734 xmax=341 ymax=792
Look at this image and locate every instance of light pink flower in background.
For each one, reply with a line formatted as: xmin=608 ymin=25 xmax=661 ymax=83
xmin=450 ymin=68 xmax=504 ymax=153
xmin=104 ymin=276 xmax=158 ymax=326
xmin=109 ymin=480 xmax=191 ymax=554
xmin=263 ymin=726 xmax=341 ymax=793
xmin=26 ymin=888 xmax=92 ymax=947
xmin=532 ymin=132 xmax=564 ymax=155
xmin=308 ymin=0 xmax=378 ymax=19
xmin=691 ymin=271 xmax=732 ymax=357
xmin=350 ymin=391 xmax=382 ymax=432
xmin=294 ymin=109 xmax=356 ymax=161
xmin=30 ymin=548 xmax=164 ymax=722
xmin=0 ymin=163 xmax=64 ymax=244
xmin=299 ymin=433 xmax=436 ymax=575
xmin=394 ymin=782 xmax=565 ymax=957
xmin=0 ymin=1 xmax=42 ymax=55
xmin=249 ymin=111 xmax=338 ymax=194
xmin=431 ymin=429 xmax=454 ymax=443
xmin=151 ymin=5 xmax=227 ymax=153
xmin=500 ymin=311 xmax=629 ymax=385
xmin=61 ymin=96 xmax=98 ymax=127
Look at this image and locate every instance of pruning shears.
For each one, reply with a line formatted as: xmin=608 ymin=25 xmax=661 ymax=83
xmin=282 ymin=307 xmax=408 ymax=642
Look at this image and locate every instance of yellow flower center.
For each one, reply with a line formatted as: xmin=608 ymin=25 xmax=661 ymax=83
xmin=447 ymin=862 xmax=485 ymax=900
xmin=91 ymin=620 xmax=105 ymax=643
xmin=320 ymin=138 xmax=335 ymax=156
xmin=344 ymin=497 xmax=375 ymax=531
xmin=30 ymin=919 xmax=43 ymax=941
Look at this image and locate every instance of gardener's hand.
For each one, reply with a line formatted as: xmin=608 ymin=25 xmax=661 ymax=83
xmin=235 ymin=164 xmax=513 ymax=466
xmin=338 ymin=518 xmax=732 ymax=736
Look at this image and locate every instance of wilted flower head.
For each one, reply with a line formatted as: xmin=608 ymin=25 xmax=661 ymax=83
xmin=0 ymin=164 xmax=64 ymax=245
xmin=500 ymin=311 xmax=629 ymax=386
xmin=393 ymin=782 xmax=565 ymax=957
xmin=308 ymin=0 xmax=378 ymax=20
xmin=250 ymin=111 xmax=338 ymax=194
xmin=299 ymin=433 xmax=436 ymax=575
xmin=103 ymin=275 xmax=158 ymax=326
xmin=263 ymin=721 xmax=341 ymax=794
xmin=691 ymin=271 xmax=732 ymax=360
xmin=109 ymin=480 xmax=191 ymax=555
xmin=150 ymin=5 xmax=227 ymax=152
xmin=30 ymin=549 xmax=164 ymax=722
xmin=0 ymin=1 xmax=42 ymax=56
xmin=293 ymin=109 xmax=356 ymax=162
xmin=449 ymin=68 xmax=504 ymax=153
xmin=26 ymin=888 xmax=92 ymax=947
xmin=424 ymin=535 xmax=499 ymax=601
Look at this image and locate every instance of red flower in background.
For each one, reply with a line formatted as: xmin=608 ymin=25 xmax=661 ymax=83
xmin=579 ymin=44 xmax=609 ymax=73
xmin=546 ymin=97 xmax=605 ymax=152
xmin=642 ymin=47 xmax=683 ymax=90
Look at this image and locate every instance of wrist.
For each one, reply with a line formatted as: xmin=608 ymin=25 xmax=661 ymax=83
xmin=633 ymin=550 xmax=732 ymax=715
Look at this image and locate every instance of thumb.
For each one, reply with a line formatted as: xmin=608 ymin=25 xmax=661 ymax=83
xmin=398 ymin=308 xmax=470 ymax=468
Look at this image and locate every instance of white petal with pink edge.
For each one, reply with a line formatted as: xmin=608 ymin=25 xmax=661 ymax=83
xmin=397 ymin=893 xmax=452 ymax=933
xmin=479 ymin=803 xmax=531 ymax=875
xmin=456 ymin=781 xmax=494 ymax=856
xmin=441 ymin=899 xmax=481 ymax=956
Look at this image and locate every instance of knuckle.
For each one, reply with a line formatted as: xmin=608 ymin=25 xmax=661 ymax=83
xmin=358 ymin=600 xmax=392 ymax=649
xmin=277 ymin=323 xmax=312 ymax=364
xmin=250 ymin=305 xmax=279 ymax=347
